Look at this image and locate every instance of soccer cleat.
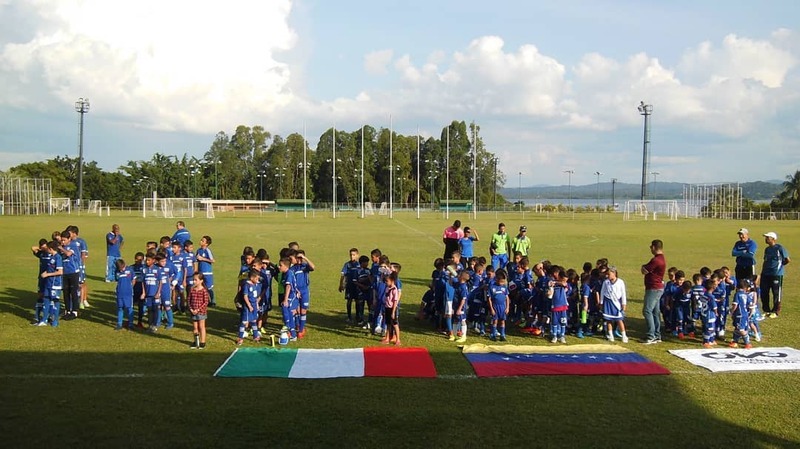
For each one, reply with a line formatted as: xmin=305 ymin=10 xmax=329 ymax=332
xmin=532 ymin=328 xmax=542 ymax=336
xmin=165 ymin=325 xmax=174 ymax=330
xmin=289 ymin=336 xmax=298 ymax=342
xmin=298 ymin=330 xmax=307 ymax=339
xmin=688 ymin=332 xmax=695 ymax=339
xmin=559 ymin=337 xmax=567 ymax=344
xmin=550 ymin=336 xmax=557 ymax=343
xmin=678 ymin=332 xmax=685 ymax=340
xmin=259 ymin=327 xmax=267 ymax=335
xmin=448 ymin=334 xmax=455 ymax=341
xmin=744 ymin=344 xmax=752 ymax=349
xmin=769 ymin=313 xmax=779 ymax=319
xmin=199 ymin=343 xmax=206 ymax=350
xmin=375 ymin=326 xmax=383 ymax=335
xmin=754 ymin=333 xmax=762 ymax=342
xmin=703 ymin=342 xmax=713 ymax=348
xmin=621 ymin=335 xmax=629 ymax=343
xmin=489 ymin=335 xmax=497 ymax=341
xmin=235 ymin=338 xmax=243 ymax=346
xmin=729 ymin=342 xmax=738 ymax=348
xmin=114 ymin=326 xmax=123 ymax=331
xmin=190 ymin=341 xmax=198 ymax=349
xmin=361 ymin=323 xmax=370 ymax=330
xmin=35 ymin=321 xmax=48 ymax=327
xmin=456 ymin=331 xmax=462 ymax=337
xmin=456 ymin=335 xmax=467 ymax=343
xmin=607 ymin=335 xmax=615 ymax=342
xmin=254 ymin=337 xmax=261 ymax=343
xmin=576 ymin=331 xmax=584 ymax=339
xmin=136 ymin=322 xmax=145 ymax=329
xmin=83 ymin=301 xmax=91 ymax=308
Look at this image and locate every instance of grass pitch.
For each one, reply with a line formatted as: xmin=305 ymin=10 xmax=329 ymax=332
xmin=1 ymin=211 xmax=799 ymax=448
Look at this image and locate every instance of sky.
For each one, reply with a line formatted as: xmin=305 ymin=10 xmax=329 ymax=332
xmin=0 ymin=0 xmax=798 ymax=187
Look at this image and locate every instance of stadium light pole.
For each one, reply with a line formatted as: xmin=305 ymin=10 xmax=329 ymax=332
xmin=258 ymin=170 xmax=266 ymax=200
xmin=638 ymin=101 xmax=653 ymax=200
xmin=74 ymin=97 xmax=90 ymax=210
xmin=493 ymin=157 xmax=498 ymax=211
xmin=563 ymin=169 xmax=574 ymax=212
xmin=611 ymin=178 xmax=618 ymax=211
xmin=594 ymin=171 xmax=603 ymax=210
xmin=651 ymin=171 xmax=660 ymax=200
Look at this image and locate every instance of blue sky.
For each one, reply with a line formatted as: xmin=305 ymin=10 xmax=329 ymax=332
xmin=0 ymin=0 xmax=798 ymax=187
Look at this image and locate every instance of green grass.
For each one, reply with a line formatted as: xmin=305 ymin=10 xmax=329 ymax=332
xmin=1 ymin=211 xmax=799 ymax=447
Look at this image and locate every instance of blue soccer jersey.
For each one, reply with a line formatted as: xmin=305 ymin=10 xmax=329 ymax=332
xmin=283 ymin=269 xmax=300 ymax=309
xmin=459 ymin=236 xmax=476 ymax=258
xmin=115 ymin=267 xmax=134 ymax=308
xmin=455 ymin=281 xmax=469 ymax=318
xmin=44 ymin=253 xmax=63 ymax=295
xmin=197 ymin=247 xmax=214 ymax=274
xmin=62 ymin=240 xmax=81 ymax=275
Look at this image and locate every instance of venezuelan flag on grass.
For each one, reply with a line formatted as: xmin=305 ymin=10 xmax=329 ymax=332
xmin=214 ymin=346 xmax=437 ymax=378
xmin=462 ymin=344 xmax=670 ymax=377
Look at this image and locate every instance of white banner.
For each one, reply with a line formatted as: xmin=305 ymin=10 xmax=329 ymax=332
xmin=669 ymin=347 xmax=800 ymax=372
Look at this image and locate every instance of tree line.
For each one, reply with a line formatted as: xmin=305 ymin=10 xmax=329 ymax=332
xmin=4 ymin=120 xmax=510 ymax=207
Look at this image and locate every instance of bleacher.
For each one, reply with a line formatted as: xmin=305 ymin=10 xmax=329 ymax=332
xmin=275 ymin=199 xmax=312 ymax=212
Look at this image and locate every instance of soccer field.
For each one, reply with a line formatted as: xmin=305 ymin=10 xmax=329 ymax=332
xmin=1 ymin=211 xmax=799 ymax=448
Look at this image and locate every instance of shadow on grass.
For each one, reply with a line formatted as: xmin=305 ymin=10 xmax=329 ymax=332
xmin=0 ymin=349 xmax=796 ymax=448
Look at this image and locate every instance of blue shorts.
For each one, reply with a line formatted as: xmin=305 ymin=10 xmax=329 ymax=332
xmin=299 ymin=289 xmax=310 ymax=310
xmin=116 ymin=296 xmax=133 ymax=309
xmin=552 ymin=310 xmax=568 ymax=325
xmin=145 ymin=296 xmax=157 ymax=308
xmin=241 ymin=308 xmax=258 ymax=323
xmin=493 ymin=306 xmax=507 ymax=321
xmin=202 ymin=273 xmax=214 ymax=289
xmin=45 ymin=290 xmax=62 ymax=302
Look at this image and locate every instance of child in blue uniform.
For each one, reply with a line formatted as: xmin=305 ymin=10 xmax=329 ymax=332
xmin=291 ymin=249 xmax=315 ymax=338
xmin=355 ymin=256 xmax=372 ymax=326
xmin=279 ymin=258 xmax=299 ymax=341
xmin=114 ymin=259 xmax=135 ymax=330
xmin=36 ymin=241 xmax=63 ymax=327
xmin=699 ymin=279 xmax=719 ymax=347
xmin=195 ymin=236 xmax=216 ymax=307
xmin=549 ymin=267 xmax=570 ymax=343
xmin=142 ymin=253 xmax=160 ymax=332
xmin=729 ymin=279 xmax=752 ymax=348
xmin=168 ymin=240 xmax=186 ymax=313
xmin=340 ymin=248 xmax=361 ymax=324
xmin=489 ymin=268 xmax=510 ymax=341
xmin=156 ymin=254 xmax=176 ymax=330
xmin=453 ymin=271 xmax=470 ymax=343
xmin=32 ymin=238 xmax=49 ymax=322
xmin=237 ymin=269 xmax=262 ymax=345
xmin=674 ymin=280 xmax=694 ymax=339
xmin=131 ymin=252 xmax=146 ymax=328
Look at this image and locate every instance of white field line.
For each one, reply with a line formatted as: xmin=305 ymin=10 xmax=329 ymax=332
xmin=393 ymin=219 xmax=444 ymax=247
xmin=212 ymin=347 xmax=240 ymax=377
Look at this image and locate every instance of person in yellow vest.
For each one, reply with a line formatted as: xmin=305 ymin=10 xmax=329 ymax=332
xmin=511 ymin=225 xmax=531 ymax=257
xmin=489 ymin=223 xmax=512 ymax=269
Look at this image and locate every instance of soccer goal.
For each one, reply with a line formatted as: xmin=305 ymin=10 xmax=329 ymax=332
xmin=49 ymin=197 xmax=71 ymax=214
xmin=87 ymin=200 xmax=102 ymax=214
xmin=623 ymin=200 xmax=679 ymax=221
xmin=364 ymin=202 xmax=375 ymax=215
xmin=142 ymin=198 xmax=197 ymax=218
xmin=378 ymin=202 xmax=389 ymax=215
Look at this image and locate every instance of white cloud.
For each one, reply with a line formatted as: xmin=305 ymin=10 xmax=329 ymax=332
xmin=363 ymin=49 xmax=393 ymax=75
xmin=0 ymin=0 xmax=296 ymax=132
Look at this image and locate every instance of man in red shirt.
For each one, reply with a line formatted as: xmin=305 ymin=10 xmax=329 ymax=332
xmin=641 ymin=239 xmax=666 ymax=344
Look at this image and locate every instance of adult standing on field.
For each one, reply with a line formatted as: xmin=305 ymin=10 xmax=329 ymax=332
xmin=105 ymin=224 xmax=124 ymax=282
xmin=442 ymin=220 xmax=464 ymax=260
xmin=511 ymin=225 xmax=531 ymax=257
xmin=172 ymin=221 xmax=191 ymax=246
xmin=760 ymin=232 xmax=790 ymax=318
xmin=641 ymin=239 xmax=665 ymax=344
xmin=489 ymin=222 xmax=511 ymax=269
xmin=732 ymin=228 xmax=757 ymax=281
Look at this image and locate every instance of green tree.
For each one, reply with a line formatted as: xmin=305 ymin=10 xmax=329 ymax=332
xmin=773 ymin=170 xmax=800 ymax=209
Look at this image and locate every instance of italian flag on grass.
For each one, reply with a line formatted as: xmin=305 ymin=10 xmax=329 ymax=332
xmin=214 ymin=347 xmax=437 ymax=378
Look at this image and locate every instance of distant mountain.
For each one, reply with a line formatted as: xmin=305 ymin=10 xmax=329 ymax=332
xmin=500 ymin=180 xmax=782 ymax=201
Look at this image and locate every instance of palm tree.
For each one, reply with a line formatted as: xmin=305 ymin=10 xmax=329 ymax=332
xmin=776 ymin=170 xmax=800 ymax=209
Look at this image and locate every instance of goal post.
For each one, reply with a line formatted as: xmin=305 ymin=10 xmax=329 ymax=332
xmin=623 ymin=200 xmax=679 ymax=221
xmin=49 ymin=197 xmax=71 ymax=214
xmin=142 ymin=198 xmax=197 ymax=218
xmin=364 ymin=202 xmax=375 ymax=216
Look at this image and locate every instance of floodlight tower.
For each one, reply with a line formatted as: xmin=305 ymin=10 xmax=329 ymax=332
xmin=638 ymin=101 xmax=653 ymax=200
xmin=75 ymin=97 xmax=90 ymax=209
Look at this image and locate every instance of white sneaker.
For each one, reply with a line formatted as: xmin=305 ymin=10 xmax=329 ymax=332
xmin=755 ymin=333 xmax=762 ymax=342
xmin=550 ymin=336 xmax=557 ymax=343
xmin=621 ymin=335 xmax=629 ymax=343
xmin=35 ymin=321 xmax=47 ymax=327
xmin=718 ymin=330 xmax=725 ymax=337
xmin=607 ymin=335 xmax=615 ymax=342
xmin=375 ymin=326 xmax=383 ymax=335
xmin=559 ymin=337 xmax=566 ymax=344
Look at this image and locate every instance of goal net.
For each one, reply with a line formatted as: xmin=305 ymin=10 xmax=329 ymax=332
xmin=87 ymin=200 xmax=102 ymax=214
xmin=378 ymin=202 xmax=389 ymax=216
xmin=142 ymin=198 xmax=197 ymax=218
xmin=49 ymin=197 xmax=71 ymax=214
xmin=364 ymin=202 xmax=375 ymax=216
xmin=624 ymin=200 xmax=679 ymax=221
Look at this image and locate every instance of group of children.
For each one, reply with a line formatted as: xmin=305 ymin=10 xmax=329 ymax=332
xmin=339 ymin=248 xmax=403 ymax=345
xmin=659 ymin=266 xmax=762 ymax=349
xmin=31 ymin=226 xmax=89 ymax=326
xmin=415 ymin=251 xmax=623 ymax=343
xmin=233 ymin=242 xmax=316 ymax=346
xmin=32 ymin=231 xmax=216 ymax=350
